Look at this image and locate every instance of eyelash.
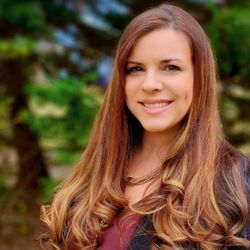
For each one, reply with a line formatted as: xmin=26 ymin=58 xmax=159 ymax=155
xmin=126 ymin=65 xmax=180 ymax=74
xmin=164 ymin=65 xmax=180 ymax=71
xmin=126 ymin=66 xmax=142 ymax=74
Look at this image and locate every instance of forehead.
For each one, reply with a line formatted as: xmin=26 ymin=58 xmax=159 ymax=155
xmin=127 ymin=28 xmax=192 ymax=63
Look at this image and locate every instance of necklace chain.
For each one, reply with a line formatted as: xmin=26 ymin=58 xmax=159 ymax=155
xmin=125 ymin=167 xmax=161 ymax=186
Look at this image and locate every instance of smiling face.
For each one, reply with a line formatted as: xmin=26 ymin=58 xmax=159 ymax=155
xmin=125 ymin=28 xmax=194 ymax=137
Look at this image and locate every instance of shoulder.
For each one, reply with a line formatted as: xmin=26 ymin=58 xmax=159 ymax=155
xmin=237 ymin=154 xmax=250 ymax=200
xmin=239 ymin=155 xmax=250 ymax=239
xmin=232 ymin=151 xmax=250 ymax=227
xmin=221 ymin=142 xmax=249 ymax=195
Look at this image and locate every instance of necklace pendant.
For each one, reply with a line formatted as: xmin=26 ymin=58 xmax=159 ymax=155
xmin=125 ymin=168 xmax=161 ymax=186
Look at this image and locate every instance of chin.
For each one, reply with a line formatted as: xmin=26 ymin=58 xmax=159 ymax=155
xmin=142 ymin=125 xmax=171 ymax=133
xmin=140 ymin=120 xmax=180 ymax=134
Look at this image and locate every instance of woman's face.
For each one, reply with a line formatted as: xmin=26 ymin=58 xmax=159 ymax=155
xmin=125 ymin=28 xmax=194 ymax=137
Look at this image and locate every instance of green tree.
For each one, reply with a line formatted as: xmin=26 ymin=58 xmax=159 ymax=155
xmin=0 ymin=0 xmax=128 ymax=199
xmin=204 ymin=2 xmax=250 ymax=153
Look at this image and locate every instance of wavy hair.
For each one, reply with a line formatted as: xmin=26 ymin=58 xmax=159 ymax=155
xmin=40 ymin=3 xmax=249 ymax=249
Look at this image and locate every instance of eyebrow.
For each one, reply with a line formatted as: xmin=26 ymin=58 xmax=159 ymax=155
xmin=126 ymin=58 xmax=183 ymax=65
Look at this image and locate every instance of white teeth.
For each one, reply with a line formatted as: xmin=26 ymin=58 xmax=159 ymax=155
xmin=143 ymin=102 xmax=168 ymax=108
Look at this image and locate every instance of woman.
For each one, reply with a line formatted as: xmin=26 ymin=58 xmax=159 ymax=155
xmin=40 ymin=3 xmax=250 ymax=249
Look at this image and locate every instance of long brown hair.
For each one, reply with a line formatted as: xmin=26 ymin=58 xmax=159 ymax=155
xmin=40 ymin=3 xmax=249 ymax=249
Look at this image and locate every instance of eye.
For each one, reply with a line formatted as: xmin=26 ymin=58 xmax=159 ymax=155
xmin=126 ymin=66 xmax=143 ymax=74
xmin=164 ymin=65 xmax=180 ymax=71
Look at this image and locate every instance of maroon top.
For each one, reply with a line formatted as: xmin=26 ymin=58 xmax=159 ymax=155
xmin=97 ymin=214 xmax=140 ymax=250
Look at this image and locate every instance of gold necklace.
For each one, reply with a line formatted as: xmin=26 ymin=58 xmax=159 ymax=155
xmin=125 ymin=167 xmax=161 ymax=186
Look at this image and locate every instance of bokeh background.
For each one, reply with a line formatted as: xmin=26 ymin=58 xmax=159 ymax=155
xmin=0 ymin=0 xmax=249 ymax=249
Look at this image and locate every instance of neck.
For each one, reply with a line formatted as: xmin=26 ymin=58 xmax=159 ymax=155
xmin=126 ymin=130 xmax=178 ymax=177
xmin=139 ymin=130 xmax=176 ymax=160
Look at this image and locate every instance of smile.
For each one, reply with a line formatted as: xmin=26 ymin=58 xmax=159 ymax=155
xmin=140 ymin=99 xmax=173 ymax=107
xmin=143 ymin=102 xmax=169 ymax=108
xmin=139 ymin=100 xmax=173 ymax=114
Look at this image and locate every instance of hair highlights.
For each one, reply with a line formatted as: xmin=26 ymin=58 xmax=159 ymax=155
xmin=40 ymin=4 xmax=249 ymax=249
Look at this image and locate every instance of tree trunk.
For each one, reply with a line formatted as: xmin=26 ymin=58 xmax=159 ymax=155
xmin=0 ymin=59 xmax=48 ymax=195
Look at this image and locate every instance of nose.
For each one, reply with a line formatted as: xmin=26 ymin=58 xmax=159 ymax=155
xmin=141 ymin=70 xmax=163 ymax=92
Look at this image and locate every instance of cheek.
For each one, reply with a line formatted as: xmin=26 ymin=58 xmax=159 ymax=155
xmin=173 ymin=83 xmax=193 ymax=104
xmin=125 ymin=79 xmax=137 ymax=100
xmin=183 ymin=75 xmax=194 ymax=105
xmin=185 ymin=88 xmax=193 ymax=104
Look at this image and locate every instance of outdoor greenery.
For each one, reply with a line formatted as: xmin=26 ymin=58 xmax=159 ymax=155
xmin=25 ymin=74 xmax=102 ymax=148
xmin=0 ymin=0 xmax=249 ymax=249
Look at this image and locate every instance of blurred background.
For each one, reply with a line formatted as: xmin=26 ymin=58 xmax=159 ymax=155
xmin=0 ymin=0 xmax=249 ymax=249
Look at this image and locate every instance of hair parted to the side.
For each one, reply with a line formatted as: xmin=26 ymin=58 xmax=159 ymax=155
xmin=40 ymin=3 xmax=249 ymax=250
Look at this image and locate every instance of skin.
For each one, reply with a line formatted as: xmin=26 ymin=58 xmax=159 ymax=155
xmin=124 ymin=28 xmax=194 ymax=204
